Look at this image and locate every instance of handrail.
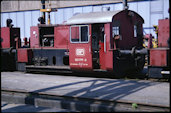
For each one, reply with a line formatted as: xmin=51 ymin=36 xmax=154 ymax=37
xmin=104 ymin=34 xmax=106 ymax=52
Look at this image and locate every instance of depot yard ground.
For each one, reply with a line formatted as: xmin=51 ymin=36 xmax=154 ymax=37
xmin=1 ymin=71 xmax=170 ymax=112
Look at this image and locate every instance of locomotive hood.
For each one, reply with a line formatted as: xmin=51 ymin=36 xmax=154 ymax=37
xmin=65 ymin=10 xmax=121 ymax=25
xmin=64 ymin=10 xmax=144 ymax=25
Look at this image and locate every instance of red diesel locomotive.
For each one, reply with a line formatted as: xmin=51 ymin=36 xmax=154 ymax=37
xmin=1 ymin=10 xmax=147 ymax=77
xmin=1 ymin=1 xmax=149 ymax=78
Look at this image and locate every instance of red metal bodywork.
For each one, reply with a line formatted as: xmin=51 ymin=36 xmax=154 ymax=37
xmin=69 ymin=25 xmax=93 ymax=70
xmin=54 ymin=26 xmax=70 ymax=49
xmin=17 ymin=48 xmax=32 ymax=63
xmin=1 ymin=27 xmax=10 ymax=48
xmin=105 ymin=23 xmax=113 ymax=71
xmin=30 ymin=26 xmax=39 ymax=48
xmin=158 ymin=19 xmax=169 ymax=47
xmin=1 ymin=27 xmax=20 ymax=49
xmin=99 ymin=23 xmax=113 ymax=71
xmin=99 ymin=41 xmax=105 ymax=70
xmin=150 ymin=48 xmax=169 ymax=66
xmin=149 ymin=19 xmax=170 ymax=67
xmin=148 ymin=19 xmax=170 ymax=78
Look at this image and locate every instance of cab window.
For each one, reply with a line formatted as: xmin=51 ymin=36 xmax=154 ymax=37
xmin=112 ymin=20 xmax=122 ymax=40
xmin=134 ymin=25 xmax=137 ymax=37
xmin=134 ymin=22 xmax=143 ymax=38
xmin=112 ymin=26 xmax=122 ymax=40
xmin=70 ymin=25 xmax=89 ymax=43
xmin=71 ymin=26 xmax=79 ymax=42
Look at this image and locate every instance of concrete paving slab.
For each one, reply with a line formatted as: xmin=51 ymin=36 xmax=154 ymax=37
xmin=1 ymin=72 xmax=170 ymax=107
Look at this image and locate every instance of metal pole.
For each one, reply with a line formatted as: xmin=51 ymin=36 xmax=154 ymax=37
xmin=48 ymin=12 xmax=50 ymax=24
xmin=41 ymin=0 xmax=46 ymax=24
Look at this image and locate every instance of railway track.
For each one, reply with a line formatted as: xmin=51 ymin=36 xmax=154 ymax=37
xmin=2 ymin=88 xmax=170 ymax=112
xmin=25 ymin=69 xmax=170 ymax=83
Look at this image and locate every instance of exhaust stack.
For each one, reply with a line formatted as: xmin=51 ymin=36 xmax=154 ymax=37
xmin=123 ymin=0 xmax=128 ymax=10
xmin=41 ymin=0 xmax=46 ymax=24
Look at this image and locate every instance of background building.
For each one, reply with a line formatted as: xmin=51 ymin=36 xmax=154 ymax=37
xmin=1 ymin=0 xmax=170 ymax=41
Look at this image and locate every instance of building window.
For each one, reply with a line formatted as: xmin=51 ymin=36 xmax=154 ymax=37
xmin=70 ymin=25 xmax=89 ymax=43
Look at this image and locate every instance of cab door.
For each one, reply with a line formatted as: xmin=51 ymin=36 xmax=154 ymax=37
xmin=69 ymin=25 xmax=93 ymax=70
xmin=99 ymin=23 xmax=113 ymax=71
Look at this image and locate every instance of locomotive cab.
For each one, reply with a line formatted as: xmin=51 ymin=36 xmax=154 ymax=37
xmin=66 ymin=9 xmax=146 ymax=76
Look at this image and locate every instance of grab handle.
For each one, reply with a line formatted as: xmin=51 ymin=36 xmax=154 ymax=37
xmin=104 ymin=34 xmax=106 ymax=52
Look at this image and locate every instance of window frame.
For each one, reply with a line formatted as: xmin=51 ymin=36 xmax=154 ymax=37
xmin=112 ymin=26 xmax=122 ymax=40
xmin=134 ymin=25 xmax=138 ymax=38
xmin=133 ymin=22 xmax=143 ymax=38
xmin=70 ymin=25 xmax=89 ymax=43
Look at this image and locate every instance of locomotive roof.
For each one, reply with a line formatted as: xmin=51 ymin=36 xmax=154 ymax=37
xmin=64 ymin=10 xmax=144 ymax=25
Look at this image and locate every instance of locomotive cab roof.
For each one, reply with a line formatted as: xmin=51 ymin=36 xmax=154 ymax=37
xmin=65 ymin=10 xmax=144 ymax=25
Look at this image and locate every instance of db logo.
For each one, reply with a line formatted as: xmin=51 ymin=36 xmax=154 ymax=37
xmin=76 ymin=48 xmax=85 ymax=56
